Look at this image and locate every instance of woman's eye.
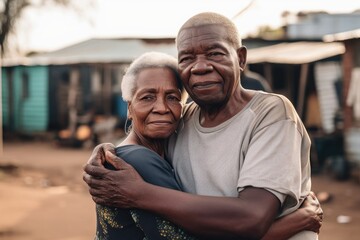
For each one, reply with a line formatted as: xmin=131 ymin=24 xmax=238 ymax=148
xmin=167 ymin=95 xmax=181 ymax=101
xmin=140 ymin=95 xmax=155 ymax=101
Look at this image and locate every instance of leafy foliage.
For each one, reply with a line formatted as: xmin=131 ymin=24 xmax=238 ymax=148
xmin=0 ymin=0 xmax=89 ymax=57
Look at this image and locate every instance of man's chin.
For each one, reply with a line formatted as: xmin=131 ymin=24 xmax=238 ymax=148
xmin=193 ymin=96 xmax=226 ymax=107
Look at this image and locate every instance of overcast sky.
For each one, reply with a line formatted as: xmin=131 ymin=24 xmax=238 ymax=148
xmin=14 ymin=0 xmax=360 ymax=54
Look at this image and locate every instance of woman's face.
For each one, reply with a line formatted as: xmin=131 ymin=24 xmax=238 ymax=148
xmin=128 ymin=67 xmax=182 ymax=139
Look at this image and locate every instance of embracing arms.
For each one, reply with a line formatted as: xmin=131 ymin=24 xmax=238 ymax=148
xmin=83 ymin=143 xmax=322 ymax=239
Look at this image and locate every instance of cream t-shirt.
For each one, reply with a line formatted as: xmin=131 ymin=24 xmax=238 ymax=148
xmin=168 ymin=91 xmax=312 ymax=217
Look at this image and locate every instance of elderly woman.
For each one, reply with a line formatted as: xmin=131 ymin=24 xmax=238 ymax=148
xmin=95 ymin=52 xmax=192 ymax=239
xmin=94 ymin=52 xmax=321 ymax=240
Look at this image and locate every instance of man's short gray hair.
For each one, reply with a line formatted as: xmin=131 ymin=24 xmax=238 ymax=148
xmin=175 ymin=12 xmax=242 ymax=49
xmin=121 ymin=52 xmax=181 ymax=101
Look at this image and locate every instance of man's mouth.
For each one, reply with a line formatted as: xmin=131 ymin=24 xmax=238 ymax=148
xmin=194 ymin=83 xmax=218 ymax=89
xmin=193 ymin=81 xmax=221 ymax=91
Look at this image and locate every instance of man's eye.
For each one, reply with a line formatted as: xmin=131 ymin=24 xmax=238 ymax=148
xmin=179 ymin=56 xmax=193 ymax=63
xmin=208 ymin=52 xmax=223 ymax=57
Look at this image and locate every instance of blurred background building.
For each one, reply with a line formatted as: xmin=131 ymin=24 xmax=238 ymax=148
xmin=1 ymin=0 xmax=360 ymax=179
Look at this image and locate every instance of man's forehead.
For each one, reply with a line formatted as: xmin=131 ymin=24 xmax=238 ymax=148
xmin=177 ymin=24 xmax=227 ymax=47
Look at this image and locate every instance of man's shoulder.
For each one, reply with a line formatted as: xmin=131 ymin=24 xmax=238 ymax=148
xmin=247 ymin=92 xmax=304 ymax=129
xmin=251 ymin=92 xmax=307 ymax=134
xmin=182 ymin=101 xmax=199 ymax=121
xmin=251 ymin=92 xmax=297 ymax=117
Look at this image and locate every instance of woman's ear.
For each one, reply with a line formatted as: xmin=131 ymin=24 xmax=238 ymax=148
xmin=127 ymin=101 xmax=132 ymax=120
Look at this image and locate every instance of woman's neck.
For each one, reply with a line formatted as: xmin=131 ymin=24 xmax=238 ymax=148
xmin=120 ymin=131 xmax=166 ymax=157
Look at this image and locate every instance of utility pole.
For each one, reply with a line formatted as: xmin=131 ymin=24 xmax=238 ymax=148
xmin=231 ymin=0 xmax=256 ymax=20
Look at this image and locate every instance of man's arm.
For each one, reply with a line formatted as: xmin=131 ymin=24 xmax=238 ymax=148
xmin=83 ymin=145 xmax=279 ymax=240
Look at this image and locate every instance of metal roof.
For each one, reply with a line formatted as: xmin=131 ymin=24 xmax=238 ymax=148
xmin=2 ymin=39 xmax=346 ymax=67
xmin=2 ymin=38 xmax=177 ymax=66
xmin=247 ymin=41 xmax=345 ymax=64
xmin=323 ymin=28 xmax=360 ymax=42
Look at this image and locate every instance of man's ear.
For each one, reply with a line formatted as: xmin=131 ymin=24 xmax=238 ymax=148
xmin=237 ymin=46 xmax=247 ymax=71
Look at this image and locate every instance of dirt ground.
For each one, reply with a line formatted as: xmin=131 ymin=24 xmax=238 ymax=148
xmin=0 ymin=139 xmax=360 ymax=240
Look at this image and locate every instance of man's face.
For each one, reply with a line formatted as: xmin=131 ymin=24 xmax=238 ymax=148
xmin=177 ymin=24 xmax=244 ymax=107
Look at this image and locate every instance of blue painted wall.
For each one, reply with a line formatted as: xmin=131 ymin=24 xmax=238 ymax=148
xmin=1 ymin=69 xmax=9 ymax=128
xmin=2 ymin=66 xmax=49 ymax=133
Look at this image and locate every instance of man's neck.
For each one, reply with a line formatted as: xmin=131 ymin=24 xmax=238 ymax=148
xmin=199 ymin=88 xmax=255 ymax=128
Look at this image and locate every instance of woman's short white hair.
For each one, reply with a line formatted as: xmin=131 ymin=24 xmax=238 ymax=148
xmin=121 ymin=51 xmax=181 ymax=101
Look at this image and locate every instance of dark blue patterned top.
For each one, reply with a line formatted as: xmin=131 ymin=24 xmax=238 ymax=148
xmin=95 ymin=145 xmax=196 ymax=240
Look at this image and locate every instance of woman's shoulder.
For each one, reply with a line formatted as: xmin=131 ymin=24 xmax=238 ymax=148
xmin=114 ymin=145 xmax=181 ymax=190
xmin=115 ymin=145 xmax=160 ymax=162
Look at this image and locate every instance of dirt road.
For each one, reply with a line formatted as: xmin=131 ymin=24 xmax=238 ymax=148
xmin=1 ymin=140 xmax=360 ymax=240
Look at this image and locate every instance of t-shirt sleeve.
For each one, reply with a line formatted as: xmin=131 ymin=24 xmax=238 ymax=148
xmin=237 ymin=119 xmax=303 ymax=216
xmin=113 ymin=146 xmax=183 ymax=191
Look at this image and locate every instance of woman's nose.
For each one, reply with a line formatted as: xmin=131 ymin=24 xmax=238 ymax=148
xmin=153 ymin=98 xmax=169 ymax=113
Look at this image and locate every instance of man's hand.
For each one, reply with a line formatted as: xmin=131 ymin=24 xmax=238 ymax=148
xmin=283 ymin=191 xmax=323 ymax=234
xmin=86 ymin=142 xmax=116 ymax=166
xmin=298 ymin=191 xmax=323 ymax=233
xmin=82 ymin=143 xmax=144 ymax=208
xmin=261 ymin=191 xmax=323 ymax=240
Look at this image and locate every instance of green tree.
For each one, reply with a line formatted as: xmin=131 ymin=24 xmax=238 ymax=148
xmin=0 ymin=0 xmax=92 ymax=57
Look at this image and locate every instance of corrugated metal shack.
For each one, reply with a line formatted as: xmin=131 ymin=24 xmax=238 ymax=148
xmin=324 ymin=28 xmax=360 ymax=178
xmin=2 ymin=38 xmax=176 ymax=145
xmin=246 ymin=41 xmax=346 ymax=176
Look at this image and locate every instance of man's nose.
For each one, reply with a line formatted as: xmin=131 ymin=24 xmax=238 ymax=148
xmin=191 ymin=60 xmax=213 ymax=74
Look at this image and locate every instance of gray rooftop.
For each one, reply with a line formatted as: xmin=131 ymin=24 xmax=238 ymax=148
xmin=2 ymin=38 xmax=177 ymax=66
xmin=247 ymin=41 xmax=345 ymax=64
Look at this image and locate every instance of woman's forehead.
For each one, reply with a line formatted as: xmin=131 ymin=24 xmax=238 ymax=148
xmin=136 ymin=68 xmax=179 ymax=88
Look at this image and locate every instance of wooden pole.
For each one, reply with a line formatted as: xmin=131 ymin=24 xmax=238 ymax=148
xmin=68 ymin=67 xmax=79 ymax=138
xmin=264 ymin=63 xmax=273 ymax=89
xmin=0 ymin=51 xmax=3 ymax=158
xmin=297 ymin=63 xmax=309 ymax=120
